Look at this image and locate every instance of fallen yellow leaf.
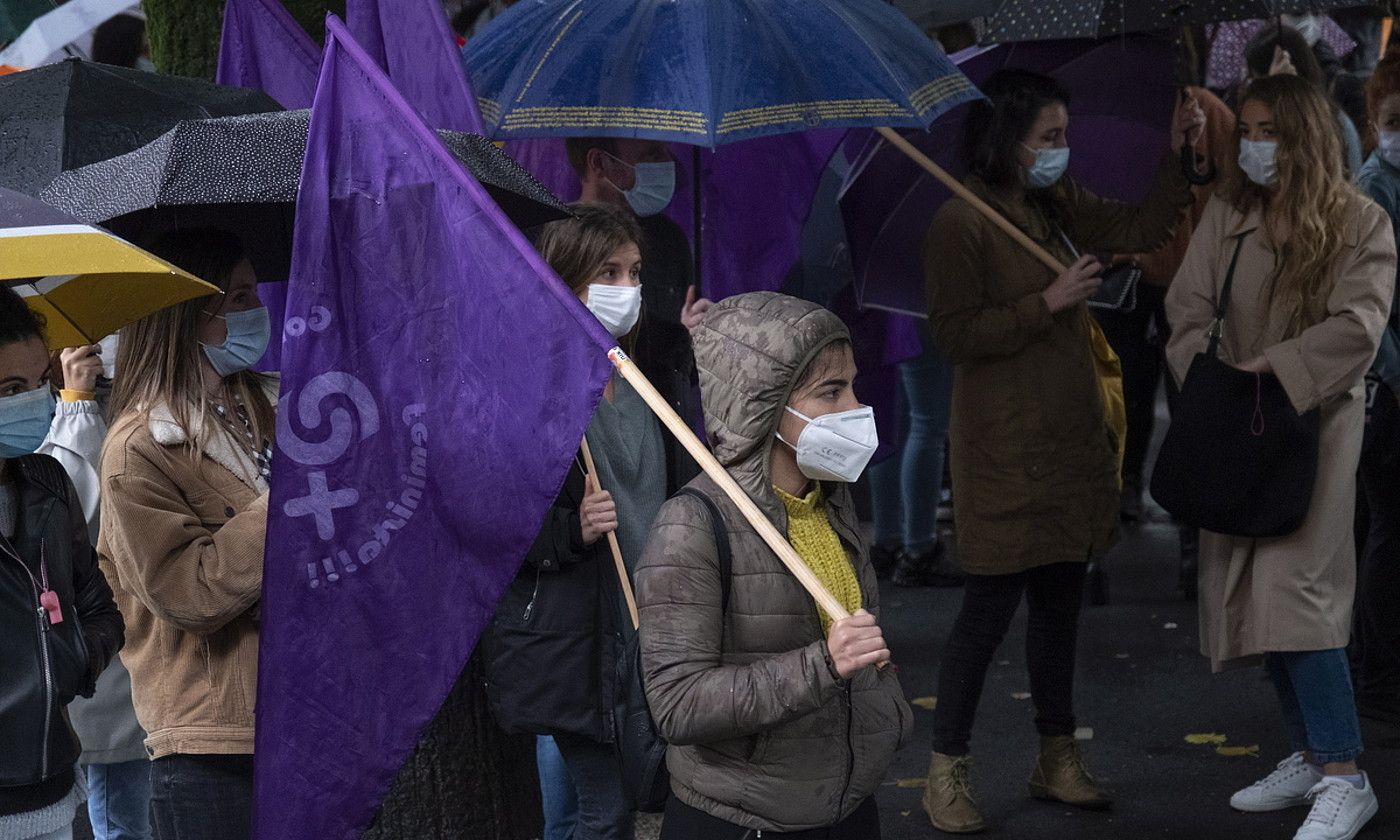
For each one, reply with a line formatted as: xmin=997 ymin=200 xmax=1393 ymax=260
xmin=896 ymin=778 xmax=928 ymax=788
xmin=1216 ymin=745 xmax=1260 ymax=758
xmin=909 ymin=696 xmax=938 ymax=710
xmin=1185 ymin=733 xmax=1228 ymax=745
xmin=900 ymin=810 xmax=912 ymax=817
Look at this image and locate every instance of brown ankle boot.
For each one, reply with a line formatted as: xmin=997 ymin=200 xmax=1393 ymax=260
xmin=1029 ymin=735 xmax=1113 ymax=810
xmin=922 ymin=751 xmax=986 ymax=834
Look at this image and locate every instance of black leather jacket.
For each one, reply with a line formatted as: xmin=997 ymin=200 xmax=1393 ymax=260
xmin=0 ymin=454 xmax=122 ymax=790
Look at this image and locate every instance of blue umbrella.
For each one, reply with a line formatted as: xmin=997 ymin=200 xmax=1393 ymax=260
xmin=465 ymin=0 xmax=981 ymax=148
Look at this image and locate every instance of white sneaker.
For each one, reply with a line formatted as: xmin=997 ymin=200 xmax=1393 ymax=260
xmin=1294 ymin=774 xmax=1378 ymax=840
xmin=1230 ymin=752 xmax=1323 ymax=812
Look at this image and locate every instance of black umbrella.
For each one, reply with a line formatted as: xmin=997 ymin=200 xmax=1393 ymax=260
xmin=39 ymin=110 xmax=571 ymax=281
xmin=0 ymin=58 xmax=281 ymax=194
xmin=978 ymin=0 xmax=1371 ymax=43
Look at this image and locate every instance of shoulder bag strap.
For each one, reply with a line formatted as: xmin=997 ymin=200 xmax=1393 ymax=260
xmin=1207 ymin=235 xmax=1248 ymax=359
xmin=676 ymin=488 xmax=732 ymax=615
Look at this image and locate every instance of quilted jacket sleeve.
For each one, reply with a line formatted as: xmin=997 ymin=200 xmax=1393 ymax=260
xmin=635 ymin=493 xmax=843 ymax=746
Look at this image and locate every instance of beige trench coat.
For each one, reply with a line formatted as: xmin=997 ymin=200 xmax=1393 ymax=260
xmin=1165 ymin=195 xmax=1396 ymax=671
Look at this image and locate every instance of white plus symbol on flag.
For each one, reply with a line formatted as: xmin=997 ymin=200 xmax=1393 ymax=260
xmin=283 ymin=471 xmax=359 ymax=540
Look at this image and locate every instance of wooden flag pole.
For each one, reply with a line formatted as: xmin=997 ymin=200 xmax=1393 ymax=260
xmin=580 ymin=438 xmax=640 ymax=631
xmin=609 ymin=348 xmax=852 ymax=625
xmin=874 ymin=126 xmax=1069 ymax=276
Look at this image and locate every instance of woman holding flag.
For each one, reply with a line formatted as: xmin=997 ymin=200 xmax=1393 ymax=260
xmin=484 ymin=203 xmax=676 ymax=840
xmin=635 ymin=291 xmax=911 ymax=838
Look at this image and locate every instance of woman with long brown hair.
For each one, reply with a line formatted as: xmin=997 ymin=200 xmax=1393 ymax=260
xmin=1167 ymin=74 xmax=1395 ymax=840
xmin=97 ymin=228 xmax=275 ymax=840
xmin=483 ymin=202 xmax=672 ymax=840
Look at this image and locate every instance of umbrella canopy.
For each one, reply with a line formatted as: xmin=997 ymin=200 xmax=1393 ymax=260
xmin=977 ymin=0 xmax=1370 ymax=43
xmin=0 ymin=58 xmax=280 ymax=194
xmin=466 ymin=0 xmax=980 ymax=147
xmin=840 ymin=36 xmax=1176 ymax=316
xmin=0 ymin=0 xmax=52 ymax=44
xmin=39 ymin=109 xmax=572 ymax=282
xmin=0 ymin=187 xmax=220 ymax=348
xmin=0 ymin=0 xmax=142 ymax=68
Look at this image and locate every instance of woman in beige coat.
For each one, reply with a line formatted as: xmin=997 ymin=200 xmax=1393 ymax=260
xmin=98 ymin=228 xmax=274 ymax=840
xmin=1166 ymin=75 xmax=1395 ymax=840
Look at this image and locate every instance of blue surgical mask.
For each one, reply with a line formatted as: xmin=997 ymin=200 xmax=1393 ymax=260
xmin=0 ymin=387 xmax=56 ymax=458
xmin=605 ymin=153 xmax=676 ymax=217
xmin=202 ymin=307 xmax=271 ymax=378
xmin=1239 ymin=138 xmax=1278 ymax=187
xmin=1021 ymin=144 xmax=1070 ymax=189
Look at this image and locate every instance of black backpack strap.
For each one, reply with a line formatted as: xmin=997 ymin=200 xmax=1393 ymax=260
xmin=677 ymin=488 xmax=732 ymax=615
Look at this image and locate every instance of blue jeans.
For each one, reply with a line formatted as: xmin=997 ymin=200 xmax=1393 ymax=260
xmin=537 ymin=735 xmax=579 ymax=840
xmin=85 ymin=760 xmax=153 ymax=840
xmin=1266 ymin=650 xmax=1365 ymax=764
xmin=869 ymin=343 xmax=953 ymax=555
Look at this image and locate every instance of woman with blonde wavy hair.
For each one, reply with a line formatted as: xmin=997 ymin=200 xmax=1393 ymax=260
xmin=1167 ymin=74 xmax=1395 ymax=840
xmin=97 ymin=228 xmax=275 ymax=840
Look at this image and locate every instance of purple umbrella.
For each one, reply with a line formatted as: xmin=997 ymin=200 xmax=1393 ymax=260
xmin=840 ymin=35 xmax=1176 ymax=316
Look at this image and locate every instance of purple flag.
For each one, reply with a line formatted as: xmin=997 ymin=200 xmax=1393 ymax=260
xmin=251 ymin=15 xmax=612 ymax=840
xmin=347 ymin=0 xmax=484 ymax=133
xmin=217 ymin=0 xmax=320 ymax=109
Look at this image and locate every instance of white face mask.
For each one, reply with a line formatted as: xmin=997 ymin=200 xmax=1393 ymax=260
xmin=586 ymin=284 xmax=642 ymax=338
xmin=1378 ymin=130 xmax=1400 ymax=169
xmin=98 ymin=333 xmax=119 ymax=380
xmin=776 ymin=405 xmax=879 ymax=483
xmin=604 ymin=152 xmax=676 ymax=217
xmin=1239 ymin=138 xmax=1279 ymax=187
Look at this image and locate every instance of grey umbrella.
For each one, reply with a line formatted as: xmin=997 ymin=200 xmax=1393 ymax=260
xmin=39 ymin=109 xmax=570 ymax=281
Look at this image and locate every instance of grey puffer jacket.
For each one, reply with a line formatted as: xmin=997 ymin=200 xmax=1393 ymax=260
xmin=635 ymin=292 xmax=912 ymax=833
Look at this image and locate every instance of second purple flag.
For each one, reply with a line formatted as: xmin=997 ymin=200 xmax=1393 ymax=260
xmin=251 ymin=15 xmax=613 ymax=840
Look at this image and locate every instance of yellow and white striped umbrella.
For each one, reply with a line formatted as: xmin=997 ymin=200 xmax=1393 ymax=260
xmin=1 ymin=190 xmax=219 ymax=349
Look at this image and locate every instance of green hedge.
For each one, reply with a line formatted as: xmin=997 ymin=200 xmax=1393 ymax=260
xmin=144 ymin=0 xmax=346 ymax=79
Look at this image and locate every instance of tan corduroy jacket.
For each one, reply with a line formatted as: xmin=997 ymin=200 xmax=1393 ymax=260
xmin=97 ymin=381 xmax=274 ymax=758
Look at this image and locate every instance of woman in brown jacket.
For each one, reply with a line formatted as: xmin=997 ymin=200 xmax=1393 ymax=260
xmin=636 ymin=292 xmax=910 ymax=838
xmin=920 ymin=69 xmax=1202 ymax=834
xmin=1166 ymin=75 xmax=1394 ymax=840
xmin=98 ymin=228 xmax=274 ymax=840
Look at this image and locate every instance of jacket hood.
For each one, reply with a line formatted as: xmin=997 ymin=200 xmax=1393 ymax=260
xmin=693 ymin=293 xmax=850 ymax=499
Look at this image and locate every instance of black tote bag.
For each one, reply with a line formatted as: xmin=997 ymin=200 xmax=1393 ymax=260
xmin=1150 ymin=235 xmax=1321 ymax=538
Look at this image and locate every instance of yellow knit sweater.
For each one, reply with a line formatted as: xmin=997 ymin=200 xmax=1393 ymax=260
xmin=776 ymin=485 xmax=862 ymax=633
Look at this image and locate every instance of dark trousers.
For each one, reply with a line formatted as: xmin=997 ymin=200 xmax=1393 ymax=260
xmin=1093 ymin=283 xmax=1168 ymax=483
xmin=150 ymin=754 xmax=253 ymax=840
xmin=552 ymin=732 xmax=634 ymax=840
xmin=660 ymin=796 xmax=880 ymax=839
xmin=932 ymin=562 xmax=1088 ymax=756
xmin=1355 ymin=447 xmax=1400 ymax=696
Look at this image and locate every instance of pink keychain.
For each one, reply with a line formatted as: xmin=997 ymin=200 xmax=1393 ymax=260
xmin=39 ymin=546 xmax=63 ymax=625
xmin=39 ymin=589 xmax=63 ymax=625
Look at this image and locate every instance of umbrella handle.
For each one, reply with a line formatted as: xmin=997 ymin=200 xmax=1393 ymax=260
xmin=1180 ymin=143 xmax=1217 ymax=186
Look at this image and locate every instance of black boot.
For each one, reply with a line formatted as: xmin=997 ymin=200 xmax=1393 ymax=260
xmin=870 ymin=541 xmax=901 ymax=580
xmin=893 ymin=543 xmax=964 ymax=588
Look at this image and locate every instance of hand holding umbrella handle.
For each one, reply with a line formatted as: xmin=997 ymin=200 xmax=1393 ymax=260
xmin=609 ymin=347 xmax=891 ymax=673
